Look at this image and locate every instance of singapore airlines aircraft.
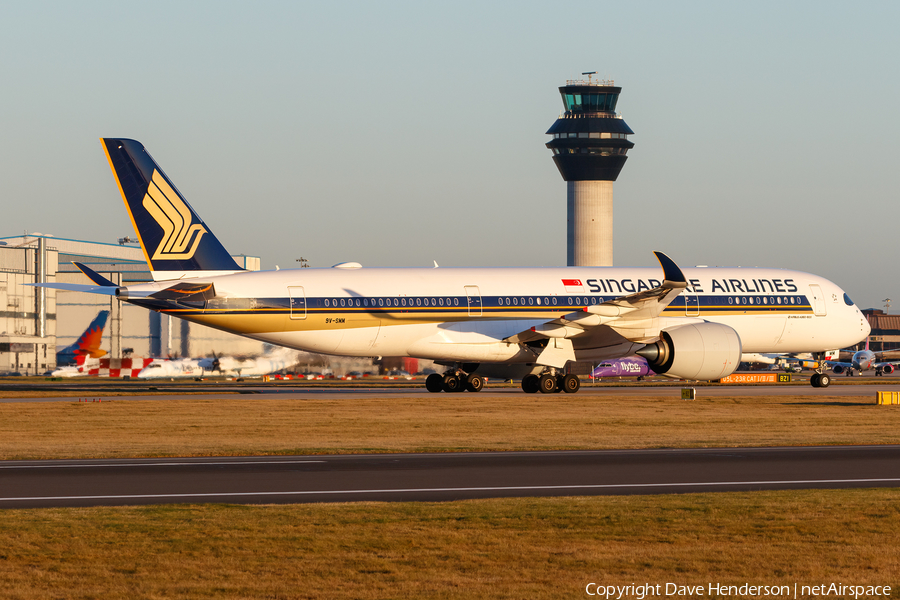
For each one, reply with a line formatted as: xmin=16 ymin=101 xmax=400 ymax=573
xmin=35 ymin=139 xmax=870 ymax=392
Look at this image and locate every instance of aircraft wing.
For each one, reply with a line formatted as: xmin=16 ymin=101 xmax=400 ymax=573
xmin=503 ymin=251 xmax=688 ymax=346
xmin=744 ymin=354 xmax=823 ymax=370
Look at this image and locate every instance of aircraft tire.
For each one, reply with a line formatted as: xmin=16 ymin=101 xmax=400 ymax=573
xmin=818 ymin=373 xmax=831 ymax=387
xmin=522 ymin=374 xmax=539 ymax=394
xmin=561 ymin=374 xmax=580 ymax=393
xmin=810 ymin=373 xmax=821 ymax=387
xmin=539 ymin=374 xmax=558 ymax=394
xmin=442 ymin=374 xmax=462 ymax=393
xmin=426 ymin=373 xmax=444 ymax=393
xmin=465 ymin=374 xmax=484 ymax=393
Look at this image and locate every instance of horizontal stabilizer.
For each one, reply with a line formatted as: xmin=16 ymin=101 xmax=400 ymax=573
xmin=25 ymin=282 xmax=121 ymax=295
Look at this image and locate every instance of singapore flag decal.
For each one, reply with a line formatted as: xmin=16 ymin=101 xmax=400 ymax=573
xmin=561 ymin=279 xmax=584 ymax=293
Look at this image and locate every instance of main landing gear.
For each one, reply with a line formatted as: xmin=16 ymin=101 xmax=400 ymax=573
xmin=810 ymin=372 xmax=831 ymax=388
xmin=426 ymin=369 xmax=485 ymax=393
xmin=521 ymin=371 xmax=581 ymax=394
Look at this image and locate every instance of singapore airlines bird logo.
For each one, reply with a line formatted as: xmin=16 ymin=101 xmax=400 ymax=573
xmin=142 ymin=170 xmax=207 ymax=261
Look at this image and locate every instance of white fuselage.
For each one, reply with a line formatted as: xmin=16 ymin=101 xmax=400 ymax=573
xmin=120 ymin=264 xmax=870 ymax=367
xmin=138 ymin=359 xmax=205 ymax=379
xmin=137 ymin=352 xmax=298 ymax=379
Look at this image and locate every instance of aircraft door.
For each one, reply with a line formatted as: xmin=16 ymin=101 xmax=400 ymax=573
xmin=288 ymin=286 xmax=307 ymax=320
xmin=684 ymin=292 xmax=699 ymax=317
xmin=465 ymin=286 xmax=482 ymax=317
xmin=808 ymin=284 xmax=826 ymax=316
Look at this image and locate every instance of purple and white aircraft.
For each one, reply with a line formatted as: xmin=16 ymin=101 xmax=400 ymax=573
xmin=591 ymin=357 xmax=656 ymax=380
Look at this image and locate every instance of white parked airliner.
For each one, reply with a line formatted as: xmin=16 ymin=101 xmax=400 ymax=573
xmin=33 ymin=139 xmax=870 ymax=391
xmin=137 ymin=348 xmax=299 ymax=379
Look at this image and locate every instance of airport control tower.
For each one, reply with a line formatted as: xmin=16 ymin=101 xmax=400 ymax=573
xmin=546 ymin=74 xmax=634 ymax=266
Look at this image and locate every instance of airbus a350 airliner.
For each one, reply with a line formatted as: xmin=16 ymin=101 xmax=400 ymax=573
xmin=34 ymin=139 xmax=870 ymax=391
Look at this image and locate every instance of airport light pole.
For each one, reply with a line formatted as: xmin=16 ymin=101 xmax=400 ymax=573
xmin=546 ymin=73 xmax=635 ymax=266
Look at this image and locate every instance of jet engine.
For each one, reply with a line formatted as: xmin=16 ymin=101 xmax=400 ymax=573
xmin=636 ymin=322 xmax=742 ymax=381
xmin=831 ymin=365 xmax=845 ymax=375
xmin=880 ymin=364 xmax=894 ymax=375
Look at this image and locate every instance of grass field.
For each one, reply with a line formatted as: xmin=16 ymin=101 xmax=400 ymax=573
xmin=1 ymin=393 xmax=899 ymax=459
xmin=2 ymin=391 xmax=899 ymax=598
xmin=1 ymin=490 xmax=898 ymax=599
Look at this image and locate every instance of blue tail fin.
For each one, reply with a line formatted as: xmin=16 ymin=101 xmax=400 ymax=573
xmin=100 ymin=138 xmax=243 ymax=276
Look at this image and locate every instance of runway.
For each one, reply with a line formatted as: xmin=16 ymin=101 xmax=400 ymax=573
xmin=2 ymin=445 xmax=899 ymax=508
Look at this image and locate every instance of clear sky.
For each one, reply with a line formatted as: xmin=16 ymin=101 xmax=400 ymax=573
xmin=1 ymin=1 xmax=897 ymax=310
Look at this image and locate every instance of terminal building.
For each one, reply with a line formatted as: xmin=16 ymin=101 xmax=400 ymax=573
xmin=861 ymin=309 xmax=900 ymax=352
xmin=0 ymin=233 xmax=263 ymax=374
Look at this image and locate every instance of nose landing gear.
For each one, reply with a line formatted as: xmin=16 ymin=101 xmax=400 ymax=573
xmin=810 ymin=371 xmax=831 ymax=388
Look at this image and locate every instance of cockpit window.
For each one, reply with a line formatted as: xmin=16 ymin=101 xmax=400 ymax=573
xmin=843 ymin=293 xmax=855 ymax=306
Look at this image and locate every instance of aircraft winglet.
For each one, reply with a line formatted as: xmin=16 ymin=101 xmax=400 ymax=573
xmin=653 ymin=251 xmax=687 ymax=287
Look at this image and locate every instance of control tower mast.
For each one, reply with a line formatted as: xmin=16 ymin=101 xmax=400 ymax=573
xmin=546 ymin=73 xmax=635 ymax=266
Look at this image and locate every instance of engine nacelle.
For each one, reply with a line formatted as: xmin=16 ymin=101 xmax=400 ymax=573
xmin=831 ymin=364 xmax=845 ymax=375
xmin=881 ymin=364 xmax=894 ymax=375
xmin=636 ymin=322 xmax=742 ymax=381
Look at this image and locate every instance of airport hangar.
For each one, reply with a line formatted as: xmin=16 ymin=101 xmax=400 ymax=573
xmin=0 ymin=234 xmax=264 ymax=375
